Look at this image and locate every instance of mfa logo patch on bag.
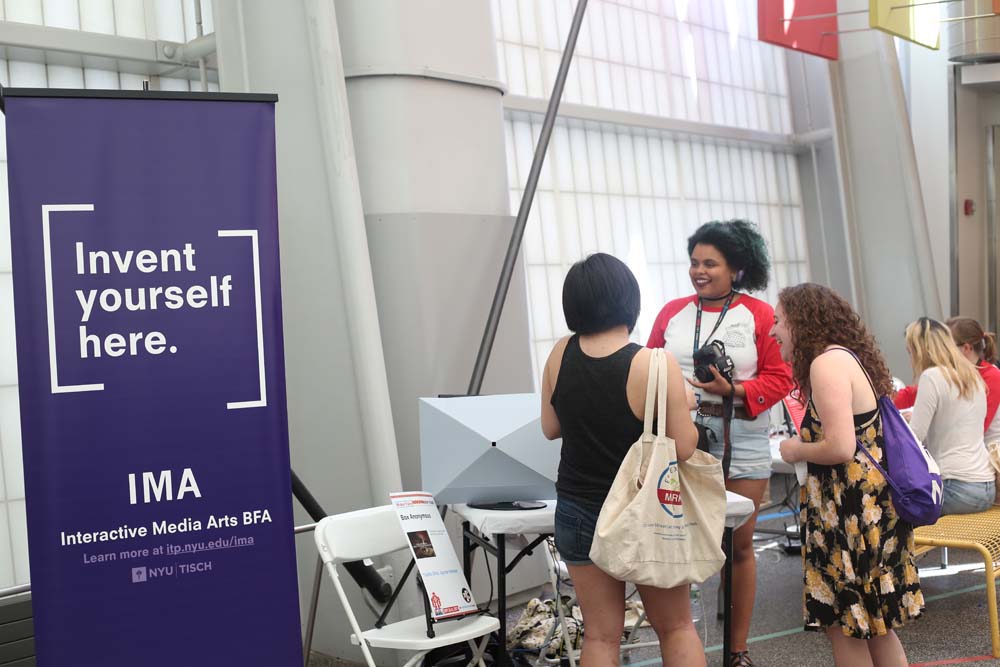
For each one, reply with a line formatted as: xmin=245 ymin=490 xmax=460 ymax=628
xmin=657 ymin=462 xmax=682 ymax=517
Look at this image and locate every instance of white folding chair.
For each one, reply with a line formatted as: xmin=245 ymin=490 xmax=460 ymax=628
xmin=315 ymin=505 xmax=500 ymax=667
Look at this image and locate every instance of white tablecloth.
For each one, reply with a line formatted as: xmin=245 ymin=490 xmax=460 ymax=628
xmin=451 ymin=490 xmax=756 ymax=536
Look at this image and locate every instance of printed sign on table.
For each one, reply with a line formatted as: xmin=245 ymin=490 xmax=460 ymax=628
xmin=390 ymin=492 xmax=479 ymax=620
xmin=4 ymin=90 xmax=302 ymax=667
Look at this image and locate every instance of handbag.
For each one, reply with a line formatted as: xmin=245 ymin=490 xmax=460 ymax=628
xmin=985 ymin=441 xmax=1000 ymax=506
xmin=839 ymin=348 xmax=944 ymax=527
xmin=589 ymin=348 xmax=727 ymax=588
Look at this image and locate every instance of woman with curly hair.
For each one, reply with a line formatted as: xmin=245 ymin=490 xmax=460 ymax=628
xmin=773 ymin=283 xmax=922 ymax=667
xmin=647 ymin=219 xmax=792 ymax=667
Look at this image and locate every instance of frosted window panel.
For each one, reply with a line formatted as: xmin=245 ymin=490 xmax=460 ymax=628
xmin=543 ymin=51 xmax=560 ymax=99
xmin=704 ymin=30 xmax=720 ymax=84
xmin=648 ymin=137 xmax=667 ymax=198
xmin=46 ymin=65 xmax=83 ymax=88
xmin=727 ymin=147 xmax=744 ymax=202
xmin=528 ymin=266 xmax=553 ymax=340
xmin=546 ymin=266 xmax=567 ymax=335
xmin=609 ymin=196 xmax=630 ymax=256
xmin=717 ymin=146 xmax=734 ymax=202
xmin=786 ymin=154 xmax=801 ymax=205
xmin=666 ymin=21 xmax=683 ymax=77
xmin=603 ymin=131 xmax=623 ymax=194
xmin=593 ymin=194 xmax=614 ymax=252
xmin=496 ymin=43 xmax=509 ymax=86
xmin=78 ymin=0 xmax=117 ymax=34
xmin=654 ymin=73 xmax=671 ymax=117
xmin=611 ymin=65 xmax=628 ymax=111
xmin=0 ymin=274 xmax=17 ymax=387
xmin=636 ymin=69 xmax=653 ymax=116
xmin=721 ymin=201 xmax=738 ymax=219
xmin=83 ymin=69 xmax=119 ymax=90
xmin=569 ymin=125 xmax=592 ymax=192
xmin=578 ymin=58 xmax=597 ymax=107
xmin=618 ymin=133 xmax=638 ymax=196
xmin=524 ymin=203 xmax=547 ymax=265
xmin=523 ymin=48 xmax=544 ymax=99
xmin=654 ymin=197 xmax=671 ymax=255
xmin=152 ymin=0 xmax=186 ymax=41
xmin=499 ymin=0 xmax=521 ymax=43
xmin=704 ymin=143 xmax=721 ymax=200
xmin=576 ymin=8 xmax=594 ymax=58
xmin=709 ymin=201 xmax=723 ymax=220
xmin=691 ymin=142 xmax=710 ymax=199
xmin=113 ymin=0 xmax=147 ymax=37
xmin=558 ymin=193 xmax=582 ymax=261
xmin=674 ymin=265 xmax=691 ymax=295
xmin=538 ymin=192 xmax=562 ymax=261
xmin=0 ymin=387 xmax=22 ymax=500
xmin=722 ymin=85 xmax=738 ymax=127
xmin=593 ymin=59 xmax=614 ymax=109
xmin=621 ymin=7 xmax=639 ymax=67
xmin=158 ymin=77 xmax=191 ymax=92
xmin=640 ymin=198 xmax=660 ymax=261
xmin=662 ymin=0 xmax=675 ymax=18
xmin=43 ymin=0 xmax=79 ymax=28
xmin=512 ymin=120 xmax=534 ymax=190
xmin=661 ymin=139 xmax=680 ymax=198
xmin=10 ymin=499 xmax=28 ymax=584
xmin=606 ymin=3 xmax=625 ymax=64
xmin=625 ymin=67 xmax=642 ymax=114
xmin=0 ymin=509 xmax=13 ymax=589
xmin=635 ymin=14 xmax=653 ymax=70
xmin=554 ymin=0 xmax=573 ymax=43
xmin=736 ymin=89 xmax=752 ymax=130
xmin=775 ymin=153 xmax=790 ymax=201
xmin=6 ymin=0 xmax=43 ymax=24
xmin=676 ymin=141 xmax=695 ymax=198
xmin=670 ymin=76 xmax=687 ymax=120
xmin=9 ymin=61 xmax=46 ymax=87
xmin=563 ymin=61 xmax=582 ymax=105
xmin=586 ymin=127 xmax=608 ymax=193
xmin=577 ymin=194 xmax=599 ymax=254
xmin=790 ymin=207 xmax=808 ymax=258
xmin=668 ymin=200 xmax=688 ymax=260
xmin=632 ymin=134 xmax=653 ymax=197
xmin=517 ymin=0 xmax=537 ymax=45
xmin=710 ymin=83 xmax=725 ymax=126
xmin=588 ymin=2 xmax=609 ymax=61
xmin=764 ymin=151 xmax=780 ymax=203
xmin=505 ymin=44 xmax=527 ymax=98
xmin=492 ymin=0 xmax=504 ymax=39
xmin=649 ymin=18 xmax=666 ymax=72
xmin=750 ymin=44 xmax=765 ymax=95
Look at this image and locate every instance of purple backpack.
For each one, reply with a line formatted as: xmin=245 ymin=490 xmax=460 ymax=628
xmin=841 ymin=348 xmax=944 ymax=527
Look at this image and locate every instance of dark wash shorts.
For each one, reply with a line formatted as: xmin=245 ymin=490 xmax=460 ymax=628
xmin=554 ymin=496 xmax=602 ymax=566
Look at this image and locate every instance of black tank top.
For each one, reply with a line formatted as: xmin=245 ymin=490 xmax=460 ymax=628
xmin=551 ymin=335 xmax=645 ymax=510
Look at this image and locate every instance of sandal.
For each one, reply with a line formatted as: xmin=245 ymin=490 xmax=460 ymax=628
xmin=729 ymin=651 xmax=754 ymax=667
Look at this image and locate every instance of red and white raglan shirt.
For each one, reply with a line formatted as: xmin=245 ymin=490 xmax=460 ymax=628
xmin=646 ymin=294 xmax=793 ymax=416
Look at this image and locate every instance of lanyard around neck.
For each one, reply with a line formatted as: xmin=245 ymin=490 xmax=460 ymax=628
xmin=693 ymin=292 xmax=736 ymax=356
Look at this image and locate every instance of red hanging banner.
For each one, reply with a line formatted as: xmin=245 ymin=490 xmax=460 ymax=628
xmin=758 ymin=0 xmax=839 ymax=61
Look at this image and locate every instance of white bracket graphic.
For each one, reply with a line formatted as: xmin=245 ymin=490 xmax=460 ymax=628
xmin=217 ymin=229 xmax=267 ymax=410
xmin=43 ymin=204 xmax=103 ymax=394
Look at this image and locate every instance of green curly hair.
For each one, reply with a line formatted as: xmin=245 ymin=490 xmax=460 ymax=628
xmin=687 ymin=219 xmax=771 ymax=292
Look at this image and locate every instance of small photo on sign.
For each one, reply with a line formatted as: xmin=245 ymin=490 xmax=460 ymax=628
xmin=407 ymin=531 xmax=436 ymax=559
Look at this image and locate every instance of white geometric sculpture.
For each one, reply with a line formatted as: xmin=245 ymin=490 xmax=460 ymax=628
xmin=419 ymin=393 xmax=559 ymax=505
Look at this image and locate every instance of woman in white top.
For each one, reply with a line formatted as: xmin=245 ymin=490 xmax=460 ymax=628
xmin=906 ymin=317 xmax=995 ymax=515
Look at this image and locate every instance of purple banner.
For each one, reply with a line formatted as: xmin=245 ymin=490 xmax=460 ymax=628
xmin=5 ymin=93 xmax=302 ymax=666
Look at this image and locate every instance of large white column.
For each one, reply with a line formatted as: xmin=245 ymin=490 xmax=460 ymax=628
xmin=334 ymin=0 xmax=534 ymax=489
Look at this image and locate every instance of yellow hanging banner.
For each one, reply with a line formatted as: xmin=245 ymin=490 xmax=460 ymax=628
xmin=870 ymin=0 xmax=941 ymax=48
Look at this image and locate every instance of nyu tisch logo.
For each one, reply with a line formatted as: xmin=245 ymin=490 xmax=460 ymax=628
xmin=657 ymin=461 xmax=683 ymax=518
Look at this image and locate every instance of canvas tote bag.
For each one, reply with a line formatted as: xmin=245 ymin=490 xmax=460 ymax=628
xmin=589 ymin=348 xmax=727 ymax=588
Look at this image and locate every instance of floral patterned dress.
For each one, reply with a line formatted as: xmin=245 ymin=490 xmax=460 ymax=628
xmin=799 ymin=399 xmax=924 ymax=638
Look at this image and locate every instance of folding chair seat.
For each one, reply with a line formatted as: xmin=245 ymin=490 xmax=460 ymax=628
xmin=315 ymin=504 xmax=500 ymax=667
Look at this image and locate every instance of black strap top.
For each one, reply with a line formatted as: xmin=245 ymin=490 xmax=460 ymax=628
xmin=550 ymin=335 xmax=644 ymax=510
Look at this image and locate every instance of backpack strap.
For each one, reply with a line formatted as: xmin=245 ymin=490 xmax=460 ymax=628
xmin=821 ymin=346 xmax=900 ymax=491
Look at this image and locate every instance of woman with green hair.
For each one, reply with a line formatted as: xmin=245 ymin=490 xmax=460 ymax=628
xmin=647 ymin=219 xmax=792 ymax=667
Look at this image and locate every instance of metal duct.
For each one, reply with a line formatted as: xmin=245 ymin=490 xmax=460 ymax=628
xmin=947 ymin=0 xmax=1000 ymax=64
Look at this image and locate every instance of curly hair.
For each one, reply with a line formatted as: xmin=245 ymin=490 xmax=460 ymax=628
xmin=777 ymin=283 xmax=893 ymax=398
xmin=687 ymin=219 xmax=770 ymax=292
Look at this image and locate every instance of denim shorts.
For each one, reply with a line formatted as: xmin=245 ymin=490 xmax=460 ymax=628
xmin=942 ymin=478 xmax=996 ymax=515
xmin=554 ymin=496 xmax=600 ymax=566
xmin=695 ymin=411 xmax=772 ymax=480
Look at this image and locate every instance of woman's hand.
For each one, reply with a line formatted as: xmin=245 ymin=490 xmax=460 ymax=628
xmin=686 ymin=365 xmax=734 ymax=397
xmin=779 ymin=436 xmax=804 ymax=464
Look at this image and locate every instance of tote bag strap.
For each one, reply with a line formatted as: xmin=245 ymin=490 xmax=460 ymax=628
xmin=656 ymin=347 xmax=669 ymax=438
xmin=639 ymin=348 xmax=660 ymax=463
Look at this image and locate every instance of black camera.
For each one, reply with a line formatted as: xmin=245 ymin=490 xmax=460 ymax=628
xmin=692 ymin=340 xmax=735 ymax=383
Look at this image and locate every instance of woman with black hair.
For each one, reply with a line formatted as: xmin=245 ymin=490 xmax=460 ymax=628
xmin=647 ymin=220 xmax=792 ymax=667
xmin=542 ymin=253 xmax=704 ymax=667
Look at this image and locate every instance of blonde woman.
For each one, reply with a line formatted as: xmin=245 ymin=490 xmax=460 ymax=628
xmin=905 ymin=317 xmax=995 ymax=515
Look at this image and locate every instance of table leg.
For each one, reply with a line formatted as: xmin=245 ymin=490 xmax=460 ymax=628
xmin=722 ymin=526 xmax=734 ymax=666
xmin=494 ymin=533 xmax=512 ymax=667
xmin=462 ymin=520 xmax=472 ymax=583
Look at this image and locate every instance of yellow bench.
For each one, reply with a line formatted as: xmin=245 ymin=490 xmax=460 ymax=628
xmin=914 ymin=507 xmax=1000 ymax=657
